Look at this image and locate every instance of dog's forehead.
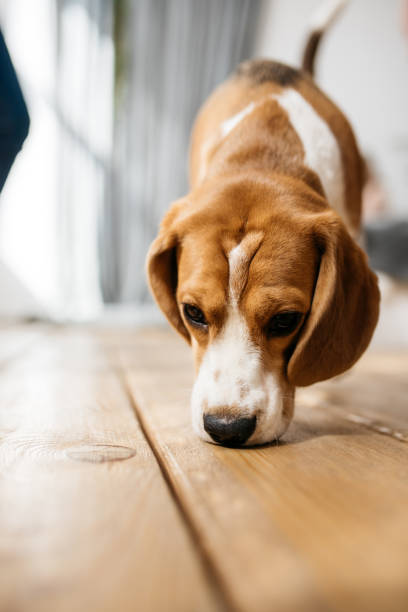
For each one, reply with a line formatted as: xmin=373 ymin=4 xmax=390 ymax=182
xmin=247 ymin=223 xmax=318 ymax=286
xmin=178 ymin=218 xmax=316 ymax=310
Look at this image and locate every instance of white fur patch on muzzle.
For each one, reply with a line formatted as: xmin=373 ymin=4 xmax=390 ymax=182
xmin=191 ymin=308 xmax=290 ymax=446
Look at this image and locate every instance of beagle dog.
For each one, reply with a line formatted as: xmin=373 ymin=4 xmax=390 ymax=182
xmin=147 ymin=4 xmax=380 ymax=447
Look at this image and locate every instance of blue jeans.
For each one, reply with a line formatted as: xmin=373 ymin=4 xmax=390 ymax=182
xmin=0 ymin=29 xmax=30 ymax=192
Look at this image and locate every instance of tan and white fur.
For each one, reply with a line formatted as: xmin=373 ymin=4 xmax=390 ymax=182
xmin=147 ymin=1 xmax=380 ymax=447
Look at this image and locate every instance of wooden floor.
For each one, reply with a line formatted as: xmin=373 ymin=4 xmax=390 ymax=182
xmin=1 ymin=323 xmax=407 ymax=612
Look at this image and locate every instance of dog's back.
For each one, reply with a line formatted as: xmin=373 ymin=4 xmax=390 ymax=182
xmin=190 ymin=0 xmax=364 ymax=237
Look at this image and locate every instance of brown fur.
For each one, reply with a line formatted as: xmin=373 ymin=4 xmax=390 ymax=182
xmin=147 ymin=58 xmax=379 ymax=395
xmin=235 ymin=59 xmax=300 ymax=86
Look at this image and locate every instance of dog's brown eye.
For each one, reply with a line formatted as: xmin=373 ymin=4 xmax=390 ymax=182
xmin=265 ymin=311 xmax=302 ymax=338
xmin=183 ymin=304 xmax=208 ymax=328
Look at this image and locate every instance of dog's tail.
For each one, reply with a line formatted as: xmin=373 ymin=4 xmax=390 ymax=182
xmin=302 ymin=0 xmax=348 ymax=77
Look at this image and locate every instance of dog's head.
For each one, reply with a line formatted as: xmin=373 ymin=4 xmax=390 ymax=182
xmin=147 ymin=175 xmax=380 ymax=446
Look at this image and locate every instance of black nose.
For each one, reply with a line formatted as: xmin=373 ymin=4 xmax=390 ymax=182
xmin=203 ymin=414 xmax=256 ymax=446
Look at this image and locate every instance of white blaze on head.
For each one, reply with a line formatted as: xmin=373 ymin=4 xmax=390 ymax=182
xmin=228 ymin=241 xmax=252 ymax=305
xmin=191 ymin=231 xmax=292 ymax=445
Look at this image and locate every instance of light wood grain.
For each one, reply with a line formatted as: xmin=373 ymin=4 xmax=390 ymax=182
xmin=115 ymin=328 xmax=408 ymax=612
xmin=0 ymin=321 xmax=48 ymax=368
xmin=0 ymin=327 xmax=222 ymax=612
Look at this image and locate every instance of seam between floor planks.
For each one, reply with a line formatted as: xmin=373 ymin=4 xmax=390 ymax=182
xmin=118 ymin=367 xmax=237 ymax=612
xmin=107 ymin=346 xmax=234 ymax=612
xmin=316 ymin=405 xmax=408 ymax=443
xmin=298 ymin=392 xmax=408 ymax=444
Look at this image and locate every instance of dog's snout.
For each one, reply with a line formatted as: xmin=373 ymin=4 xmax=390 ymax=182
xmin=203 ymin=413 xmax=256 ymax=446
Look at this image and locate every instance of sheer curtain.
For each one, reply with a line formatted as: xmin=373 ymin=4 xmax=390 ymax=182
xmin=100 ymin=0 xmax=260 ymax=316
xmin=56 ymin=0 xmax=114 ymax=319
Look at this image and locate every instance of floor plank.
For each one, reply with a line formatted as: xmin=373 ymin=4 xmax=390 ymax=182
xmin=115 ymin=328 xmax=408 ymax=612
xmin=0 ymin=328 xmax=222 ymax=612
xmin=297 ymin=351 xmax=408 ymax=439
xmin=0 ymin=321 xmax=48 ymax=368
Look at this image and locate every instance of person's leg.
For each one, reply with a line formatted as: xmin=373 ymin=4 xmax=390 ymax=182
xmin=0 ymin=29 xmax=30 ymax=192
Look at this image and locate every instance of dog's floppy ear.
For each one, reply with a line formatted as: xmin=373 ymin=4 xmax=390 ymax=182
xmin=146 ymin=199 xmax=190 ymax=342
xmin=287 ymin=215 xmax=380 ymax=386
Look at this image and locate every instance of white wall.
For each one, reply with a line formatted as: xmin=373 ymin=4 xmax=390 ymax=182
xmin=255 ymin=0 xmax=408 ymax=217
